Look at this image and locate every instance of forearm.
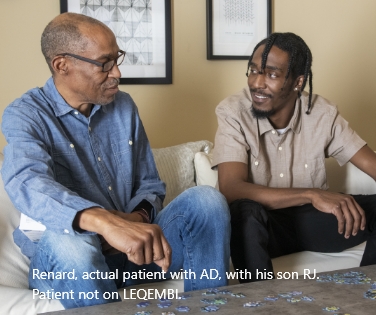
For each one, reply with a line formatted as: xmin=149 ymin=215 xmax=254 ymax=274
xmin=218 ymin=161 xmax=319 ymax=210
xmin=3 ymin=169 xmax=102 ymax=234
xmin=220 ymin=180 xmax=317 ymax=210
xmin=74 ymin=207 xmax=114 ymax=234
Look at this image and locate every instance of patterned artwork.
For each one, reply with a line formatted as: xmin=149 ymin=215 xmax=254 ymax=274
xmin=223 ymin=0 xmax=255 ymax=25
xmin=80 ymin=0 xmax=153 ymax=65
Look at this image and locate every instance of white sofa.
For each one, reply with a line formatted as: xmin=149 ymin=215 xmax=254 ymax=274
xmin=0 ymin=140 xmax=375 ymax=314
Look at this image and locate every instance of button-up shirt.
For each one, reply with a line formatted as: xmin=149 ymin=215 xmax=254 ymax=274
xmin=1 ymin=77 xmax=165 ymax=257
xmin=212 ymin=88 xmax=365 ymax=189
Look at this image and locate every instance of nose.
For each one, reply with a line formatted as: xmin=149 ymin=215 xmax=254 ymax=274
xmin=109 ymin=63 xmax=121 ymax=79
xmin=249 ymin=72 xmax=266 ymax=89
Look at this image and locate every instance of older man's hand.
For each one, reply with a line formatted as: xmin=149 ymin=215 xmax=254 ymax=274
xmin=75 ymin=207 xmax=171 ymax=272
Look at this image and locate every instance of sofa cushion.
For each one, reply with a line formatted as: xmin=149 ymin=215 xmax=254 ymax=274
xmin=272 ymin=241 xmax=366 ymax=275
xmin=152 ymin=141 xmax=213 ymax=206
xmin=326 ymin=157 xmax=376 ymax=194
xmin=0 ymin=153 xmax=30 ymax=289
xmin=0 ymin=285 xmax=64 ymax=315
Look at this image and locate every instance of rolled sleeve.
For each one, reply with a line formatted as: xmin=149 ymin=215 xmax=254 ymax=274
xmin=212 ymin=105 xmax=250 ymax=168
xmin=327 ymin=113 xmax=366 ymax=166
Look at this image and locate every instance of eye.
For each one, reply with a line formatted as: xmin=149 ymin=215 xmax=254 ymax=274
xmin=268 ymin=72 xmax=278 ymax=79
xmin=249 ymin=68 xmax=258 ymax=75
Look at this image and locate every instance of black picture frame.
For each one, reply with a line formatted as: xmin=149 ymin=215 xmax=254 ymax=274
xmin=206 ymin=0 xmax=272 ymax=60
xmin=60 ymin=0 xmax=172 ymax=84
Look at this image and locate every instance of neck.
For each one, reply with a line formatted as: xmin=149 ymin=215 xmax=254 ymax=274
xmin=268 ymin=97 xmax=297 ymax=129
xmin=54 ymin=77 xmax=93 ymax=117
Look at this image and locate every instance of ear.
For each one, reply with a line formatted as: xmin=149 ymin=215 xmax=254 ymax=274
xmin=51 ymin=56 xmax=68 ymax=75
xmin=294 ymin=75 xmax=304 ymax=91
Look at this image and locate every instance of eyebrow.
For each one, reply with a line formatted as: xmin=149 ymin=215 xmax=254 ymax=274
xmin=249 ymin=61 xmax=283 ymax=72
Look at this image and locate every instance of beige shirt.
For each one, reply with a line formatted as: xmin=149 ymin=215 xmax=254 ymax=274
xmin=212 ymin=88 xmax=366 ymax=190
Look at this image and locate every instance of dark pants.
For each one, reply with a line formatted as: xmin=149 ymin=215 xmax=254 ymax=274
xmin=230 ymin=195 xmax=376 ymax=283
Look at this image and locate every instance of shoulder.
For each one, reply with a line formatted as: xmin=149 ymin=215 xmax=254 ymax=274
xmin=6 ymin=86 xmax=47 ymax=111
xmin=3 ymin=87 xmax=52 ymax=125
xmin=301 ymin=91 xmax=338 ymax=118
xmin=216 ymin=88 xmax=253 ymax=118
xmin=110 ymin=91 xmax=139 ymax=113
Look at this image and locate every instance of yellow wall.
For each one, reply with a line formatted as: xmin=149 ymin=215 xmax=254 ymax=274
xmin=1 ymin=0 xmax=376 ymax=150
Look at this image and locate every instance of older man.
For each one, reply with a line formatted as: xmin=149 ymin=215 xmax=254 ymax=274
xmin=1 ymin=13 xmax=230 ymax=309
xmin=213 ymin=32 xmax=376 ymax=283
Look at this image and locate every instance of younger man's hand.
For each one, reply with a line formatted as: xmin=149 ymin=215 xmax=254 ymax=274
xmin=310 ymin=189 xmax=366 ymax=238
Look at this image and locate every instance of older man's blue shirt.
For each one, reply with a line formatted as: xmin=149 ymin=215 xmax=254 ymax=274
xmin=1 ymin=77 xmax=165 ymax=257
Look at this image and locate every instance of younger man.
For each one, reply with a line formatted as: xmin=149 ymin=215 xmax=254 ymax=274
xmin=213 ymin=32 xmax=376 ymax=282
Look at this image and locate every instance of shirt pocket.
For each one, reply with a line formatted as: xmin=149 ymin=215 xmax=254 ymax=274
xmin=52 ymin=141 xmax=93 ymax=191
xmin=111 ymin=137 xmax=134 ymax=184
xmin=293 ymin=157 xmax=327 ymax=189
xmin=249 ymin=154 xmax=271 ymax=186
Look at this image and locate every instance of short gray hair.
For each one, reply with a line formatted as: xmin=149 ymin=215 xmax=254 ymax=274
xmin=41 ymin=13 xmax=107 ymax=74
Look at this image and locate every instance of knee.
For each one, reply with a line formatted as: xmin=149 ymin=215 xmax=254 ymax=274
xmin=230 ymin=199 xmax=268 ymax=225
xmin=182 ymin=186 xmax=230 ymax=225
xmin=37 ymin=230 xmax=102 ymax=268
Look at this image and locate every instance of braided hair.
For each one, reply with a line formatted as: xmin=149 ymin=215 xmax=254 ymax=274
xmin=247 ymin=33 xmax=313 ymax=114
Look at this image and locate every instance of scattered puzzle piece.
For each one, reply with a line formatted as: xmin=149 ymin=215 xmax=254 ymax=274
xmin=243 ymin=301 xmax=264 ymax=307
xmin=323 ymin=306 xmax=340 ymax=312
xmin=175 ymin=306 xmax=190 ymax=312
xmin=201 ymin=305 xmax=220 ymax=312
xmin=264 ymin=295 xmax=279 ymax=301
xmin=137 ymin=301 xmax=151 ymax=308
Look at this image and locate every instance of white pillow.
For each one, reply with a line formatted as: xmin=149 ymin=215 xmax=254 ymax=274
xmin=0 ymin=285 xmax=64 ymax=315
xmin=152 ymin=141 xmax=213 ymax=206
xmin=194 ymin=152 xmax=218 ymax=188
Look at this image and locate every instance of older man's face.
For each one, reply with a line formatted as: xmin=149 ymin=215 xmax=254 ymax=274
xmin=65 ymin=25 xmax=122 ymax=107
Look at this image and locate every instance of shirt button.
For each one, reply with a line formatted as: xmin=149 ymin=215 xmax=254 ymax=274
xmin=64 ymin=229 xmax=69 ymax=234
xmin=255 ymin=161 xmax=259 ymax=166
xmin=129 ymin=140 xmax=133 ymax=145
xmin=279 ymin=147 xmax=282 ymax=151
xmin=280 ymin=173 xmax=284 ymax=178
xmin=305 ymin=164 xmax=308 ymax=168
xmin=74 ymin=111 xmax=79 ymax=115
xmin=272 ymin=130 xmax=276 ymax=134
xmin=70 ymin=144 xmax=74 ymax=148
xmin=97 ymin=157 xmax=101 ymax=161
xmin=108 ymin=186 xmax=112 ymax=191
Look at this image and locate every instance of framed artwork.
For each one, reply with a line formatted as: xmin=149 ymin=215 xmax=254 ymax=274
xmin=206 ymin=0 xmax=272 ymax=60
xmin=60 ymin=0 xmax=172 ymax=84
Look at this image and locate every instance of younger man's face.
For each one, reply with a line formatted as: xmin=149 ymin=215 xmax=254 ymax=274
xmin=247 ymin=45 xmax=298 ymax=119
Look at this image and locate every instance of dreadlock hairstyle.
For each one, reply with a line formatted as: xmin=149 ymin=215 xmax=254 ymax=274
xmin=246 ymin=33 xmax=313 ymax=114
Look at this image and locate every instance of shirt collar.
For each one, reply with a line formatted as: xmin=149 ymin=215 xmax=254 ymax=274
xmin=42 ymin=77 xmax=105 ymax=117
xmin=257 ymin=96 xmax=302 ymax=136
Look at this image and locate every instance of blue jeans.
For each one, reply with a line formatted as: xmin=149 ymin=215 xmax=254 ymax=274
xmin=29 ymin=186 xmax=230 ymax=309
